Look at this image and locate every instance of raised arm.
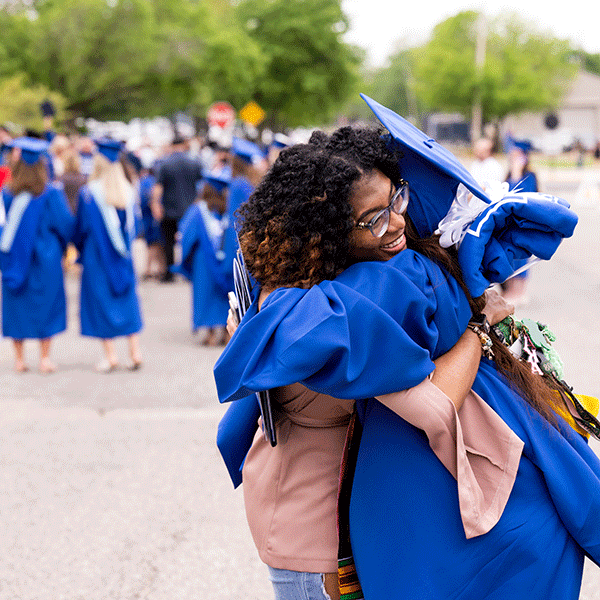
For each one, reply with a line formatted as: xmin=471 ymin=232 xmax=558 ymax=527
xmin=431 ymin=289 xmax=513 ymax=409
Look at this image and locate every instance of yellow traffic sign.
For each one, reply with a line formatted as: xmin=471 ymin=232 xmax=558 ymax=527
xmin=239 ymin=101 xmax=266 ymax=127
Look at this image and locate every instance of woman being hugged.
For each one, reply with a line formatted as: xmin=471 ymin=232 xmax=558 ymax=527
xmin=72 ymin=139 xmax=143 ymax=372
xmin=1 ymin=138 xmax=75 ymax=373
xmin=219 ymin=126 xmax=518 ymax=600
xmin=216 ymin=102 xmax=600 ymax=599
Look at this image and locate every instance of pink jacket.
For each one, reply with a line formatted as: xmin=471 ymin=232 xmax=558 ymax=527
xmin=242 ymin=378 xmax=524 ymax=572
xmin=242 ymin=382 xmax=353 ymax=572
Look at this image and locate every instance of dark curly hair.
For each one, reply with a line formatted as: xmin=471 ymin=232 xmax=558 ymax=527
xmin=237 ymin=126 xmax=402 ymax=289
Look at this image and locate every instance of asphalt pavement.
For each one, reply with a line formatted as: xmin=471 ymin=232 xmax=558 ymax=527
xmin=0 ymin=176 xmax=599 ymax=599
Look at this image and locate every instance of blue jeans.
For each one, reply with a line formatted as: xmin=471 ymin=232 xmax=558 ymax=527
xmin=268 ymin=567 xmax=332 ymax=600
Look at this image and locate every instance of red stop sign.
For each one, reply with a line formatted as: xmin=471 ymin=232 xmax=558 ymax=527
xmin=207 ymin=102 xmax=236 ymax=129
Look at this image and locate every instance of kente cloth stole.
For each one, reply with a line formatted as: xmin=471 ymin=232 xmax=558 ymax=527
xmin=337 ymin=409 xmax=364 ymax=600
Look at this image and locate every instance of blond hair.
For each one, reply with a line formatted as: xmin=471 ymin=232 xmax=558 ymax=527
xmin=90 ymin=153 xmax=133 ymax=209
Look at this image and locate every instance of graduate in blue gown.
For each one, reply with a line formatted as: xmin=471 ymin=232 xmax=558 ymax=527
xmin=173 ymin=172 xmax=232 ymax=345
xmin=505 ymin=139 xmax=538 ymax=194
xmin=0 ymin=137 xmax=74 ymax=373
xmin=72 ymin=139 xmax=143 ymax=372
xmin=221 ymin=137 xmax=265 ymax=265
xmin=266 ymin=132 xmax=292 ymax=167
xmin=139 ymin=165 xmax=165 ymax=280
xmin=214 ymin=97 xmax=600 ymax=599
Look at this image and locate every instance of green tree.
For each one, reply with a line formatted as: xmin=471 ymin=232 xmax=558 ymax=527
xmin=570 ymin=50 xmax=600 ymax=76
xmin=2 ymin=0 xmax=361 ymax=126
xmin=0 ymin=7 xmax=31 ymax=79
xmin=234 ymin=0 xmax=361 ymax=127
xmin=12 ymin=0 xmax=160 ymax=119
xmin=0 ymin=73 xmax=67 ymax=130
xmin=364 ymin=47 xmax=419 ymax=120
xmin=142 ymin=0 xmax=265 ymax=117
xmin=189 ymin=1 xmax=267 ymax=113
xmin=412 ymin=11 xmax=576 ymax=124
xmin=2 ymin=0 xmax=266 ymax=121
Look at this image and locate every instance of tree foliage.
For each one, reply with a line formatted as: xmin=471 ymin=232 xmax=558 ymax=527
xmin=411 ymin=11 xmax=577 ymax=123
xmin=0 ymin=2 xmax=585 ymax=130
xmin=0 ymin=0 xmax=359 ymax=127
xmin=24 ymin=0 xmax=159 ymax=119
xmin=364 ymin=48 xmax=418 ymax=120
xmin=0 ymin=73 xmax=67 ymax=130
xmin=234 ymin=0 xmax=361 ymax=127
xmin=9 ymin=0 xmax=263 ymax=120
xmin=570 ymin=50 xmax=600 ymax=77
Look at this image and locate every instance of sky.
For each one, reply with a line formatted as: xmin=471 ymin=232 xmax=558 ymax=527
xmin=342 ymin=0 xmax=600 ymax=67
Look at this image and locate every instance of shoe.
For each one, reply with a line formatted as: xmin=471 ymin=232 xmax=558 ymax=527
xmin=96 ymin=360 xmax=119 ymax=373
xmin=126 ymin=360 xmax=142 ymax=371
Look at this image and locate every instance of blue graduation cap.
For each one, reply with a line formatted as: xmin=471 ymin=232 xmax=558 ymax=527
xmin=40 ymin=100 xmax=56 ymax=118
xmin=7 ymin=137 xmax=50 ymax=165
xmin=203 ymin=171 xmax=231 ymax=194
xmin=231 ymin=137 xmax=263 ymax=164
xmin=361 ymin=94 xmax=491 ymax=237
xmin=95 ymin=138 xmax=123 ymax=163
xmin=507 ymin=137 xmax=533 ymax=154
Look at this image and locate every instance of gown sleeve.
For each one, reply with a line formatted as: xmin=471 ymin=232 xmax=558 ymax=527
xmin=48 ymin=185 xmax=76 ymax=250
xmin=521 ymin=409 xmax=600 ymax=563
xmin=214 ymin=250 xmax=472 ymax=403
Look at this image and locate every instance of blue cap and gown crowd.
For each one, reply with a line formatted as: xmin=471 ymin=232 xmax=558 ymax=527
xmin=0 ymin=127 xmax=276 ymax=367
xmin=214 ymin=96 xmax=600 ymax=598
xmin=171 ymin=135 xmax=267 ymax=344
xmin=0 ymin=136 xmax=144 ymax=370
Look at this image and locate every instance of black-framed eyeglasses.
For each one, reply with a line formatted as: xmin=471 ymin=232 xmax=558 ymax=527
xmin=355 ymin=179 xmax=409 ymax=238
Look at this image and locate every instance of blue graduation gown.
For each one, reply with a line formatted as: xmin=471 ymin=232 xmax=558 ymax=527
xmin=214 ymin=250 xmax=600 ymax=599
xmin=73 ymin=185 xmax=143 ymax=338
xmin=139 ymin=173 xmax=163 ymax=245
xmin=221 ymin=175 xmax=254 ymax=267
xmin=173 ymin=202 xmax=231 ymax=330
xmin=1 ymin=185 xmax=74 ymax=339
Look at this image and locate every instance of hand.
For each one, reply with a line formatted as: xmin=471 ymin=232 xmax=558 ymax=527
xmin=480 ymin=288 xmax=514 ymax=326
xmin=226 ymin=308 xmax=239 ymax=338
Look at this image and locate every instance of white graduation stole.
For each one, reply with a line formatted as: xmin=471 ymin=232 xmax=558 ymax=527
xmin=0 ymin=192 xmax=33 ymax=252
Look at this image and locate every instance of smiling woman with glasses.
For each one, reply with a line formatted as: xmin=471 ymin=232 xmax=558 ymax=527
xmin=354 ymin=178 xmax=409 ymax=238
